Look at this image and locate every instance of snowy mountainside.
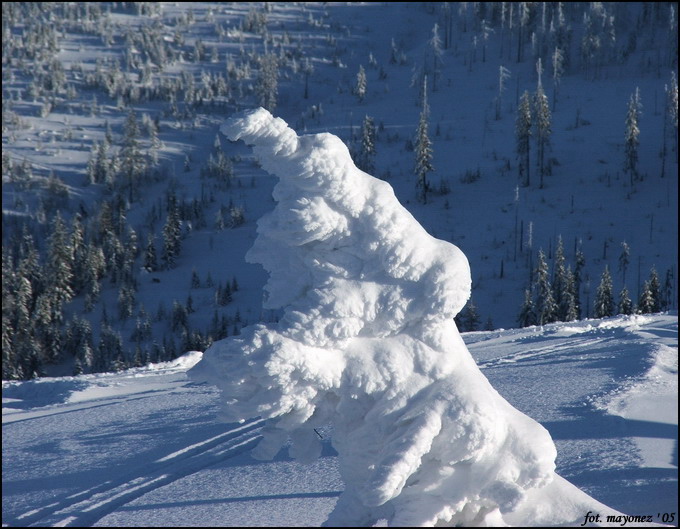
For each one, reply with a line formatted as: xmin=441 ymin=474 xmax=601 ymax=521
xmin=2 ymin=314 xmax=677 ymax=527
xmin=2 ymin=2 xmax=677 ymax=380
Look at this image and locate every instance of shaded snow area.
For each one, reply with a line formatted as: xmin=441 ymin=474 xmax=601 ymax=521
xmin=2 ymin=314 xmax=676 ymax=527
xmin=182 ymin=108 xmax=675 ymax=527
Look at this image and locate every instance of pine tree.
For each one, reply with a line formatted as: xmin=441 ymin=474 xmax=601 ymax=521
xmin=358 ymin=115 xmax=377 ymax=174
xmin=534 ymin=249 xmax=557 ymax=324
xmin=648 ymin=267 xmax=662 ymax=313
xmin=144 ymin=233 xmax=158 ymax=272
xmin=429 ymin=23 xmax=443 ymax=91
xmin=559 ymin=266 xmax=578 ymax=322
xmin=162 ymin=193 xmax=181 ymax=269
xmin=618 ymin=241 xmax=630 ymax=284
xmin=414 ymin=76 xmax=433 ymax=203
xmin=120 ymin=109 xmax=145 ymax=201
xmin=516 ymin=90 xmax=532 ymax=186
xmin=618 ymin=286 xmax=634 ymax=315
xmin=594 ymin=266 xmax=614 ymax=318
xmin=624 ymin=87 xmax=642 ymax=184
xmin=552 ymin=236 xmax=567 ymax=318
xmin=461 ymin=298 xmax=480 ymax=331
xmin=256 ymin=53 xmax=278 ymax=112
xmin=518 ymin=288 xmax=537 ymax=327
xmin=551 ymin=47 xmax=564 ymax=111
xmin=355 ymin=64 xmax=367 ymax=103
xmin=637 ymin=280 xmax=655 ymax=314
xmin=46 ymin=212 xmax=74 ymax=308
xmin=534 ymin=60 xmax=552 ymax=188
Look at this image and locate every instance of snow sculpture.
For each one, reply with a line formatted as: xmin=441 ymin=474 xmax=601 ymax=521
xmin=189 ymin=108 xmax=568 ymax=526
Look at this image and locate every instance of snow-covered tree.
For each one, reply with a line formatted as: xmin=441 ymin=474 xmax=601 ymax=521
xmin=618 ymin=286 xmax=633 ymax=316
xmin=120 ymin=109 xmax=146 ymax=201
xmin=516 ymin=90 xmax=532 ymax=186
xmin=496 ymin=65 xmax=511 ymax=120
xmin=637 ymin=280 xmax=655 ymax=314
xmin=256 ymin=53 xmax=278 ymax=112
xmin=161 ymin=193 xmax=181 ymax=269
xmin=533 ymin=59 xmax=552 ymax=188
xmin=414 ymin=76 xmax=433 ymax=203
xmin=594 ymin=266 xmax=614 ymax=318
xmin=358 ymin=115 xmax=377 ymax=174
xmin=534 ymin=248 xmax=557 ymax=324
xmin=624 ymin=87 xmax=642 ymax=184
xmin=429 ymin=23 xmax=443 ymax=91
xmin=518 ymin=287 xmax=537 ymax=327
xmin=354 ymin=64 xmax=367 ymax=103
xmin=191 ymin=109 xmax=594 ymax=526
xmin=618 ymin=241 xmax=630 ymax=284
xmin=551 ymin=47 xmax=564 ymax=110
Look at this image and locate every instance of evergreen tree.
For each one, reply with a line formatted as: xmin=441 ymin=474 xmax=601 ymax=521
xmin=618 ymin=286 xmax=634 ymax=315
xmin=516 ymin=90 xmax=532 ymax=186
xmin=552 ymin=236 xmax=567 ymax=318
xmin=414 ymin=76 xmax=433 ymax=203
xmin=171 ymin=300 xmax=188 ymax=332
xmin=518 ymin=288 xmax=537 ymax=327
xmin=461 ymin=298 xmax=480 ymax=332
xmin=161 ymin=193 xmax=181 ymax=268
xmin=559 ymin=266 xmax=579 ymax=322
xmin=358 ymin=115 xmax=377 ymax=174
xmin=533 ymin=60 xmax=552 ymax=188
xmin=551 ymin=47 xmax=564 ymax=111
xmin=637 ymin=280 xmax=655 ymax=314
xmin=354 ymin=64 xmax=367 ymax=102
xmin=594 ymin=266 xmax=614 ymax=318
xmin=120 ymin=109 xmax=145 ymax=201
xmin=429 ymin=23 xmax=443 ymax=91
xmin=618 ymin=241 xmax=630 ymax=284
xmin=624 ymin=87 xmax=642 ymax=184
xmin=647 ymin=267 xmax=662 ymax=313
xmin=256 ymin=53 xmax=278 ymax=112
xmin=46 ymin=212 xmax=74 ymax=308
xmin=534 ymin=249 xmax=557 ymax=324
xmin=144 ymin=233 xmax=158 ymax=272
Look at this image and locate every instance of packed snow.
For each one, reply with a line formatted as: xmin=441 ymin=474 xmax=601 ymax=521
xmin=3 ymin=314 xmax=676 ymax=527
xmin=187 ymin=109 xmax=671 ymax=526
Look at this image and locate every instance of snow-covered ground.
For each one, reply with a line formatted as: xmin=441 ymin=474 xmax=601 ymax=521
xmin=3 ymin=313 xmax=677 ymax=527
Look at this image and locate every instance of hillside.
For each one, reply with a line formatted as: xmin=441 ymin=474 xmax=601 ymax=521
xmin=2 ymin=3 xmax=678 ymax=377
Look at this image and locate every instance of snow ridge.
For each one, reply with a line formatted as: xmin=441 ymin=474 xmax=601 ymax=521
xmin=190 ymin=108 xmax=561 ymax=526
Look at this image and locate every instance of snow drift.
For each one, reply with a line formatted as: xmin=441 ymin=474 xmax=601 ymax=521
xmin=189 ymin=108 xmax=614 ymax=526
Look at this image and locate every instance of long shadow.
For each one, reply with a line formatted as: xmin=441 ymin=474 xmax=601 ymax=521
xmin=543 ymin=414 xmax=678 ymax=441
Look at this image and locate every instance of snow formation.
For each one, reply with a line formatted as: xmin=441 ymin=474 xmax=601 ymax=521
xmin=189 ymin=108 xmax=561 ymax=526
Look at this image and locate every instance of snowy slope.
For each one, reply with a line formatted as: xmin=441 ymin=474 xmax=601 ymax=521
xmin=3 ymin=313 xmax=677 ymax=527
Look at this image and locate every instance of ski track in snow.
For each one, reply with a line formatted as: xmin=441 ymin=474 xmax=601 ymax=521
xmin=12 ymin=416 xmax=263 ymax=527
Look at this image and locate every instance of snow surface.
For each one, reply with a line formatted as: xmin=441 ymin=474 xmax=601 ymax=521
xmin=185 ymin=108 xmax=675 ymax=526
xmin=3 ymin=314 xmax=677 ymax=527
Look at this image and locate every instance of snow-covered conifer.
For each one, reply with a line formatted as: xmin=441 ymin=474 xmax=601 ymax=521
xmin=256 ymin=53 xmax=278 ymax=112
xmin=354 ymin=64 xmax=367 ymax=102
xmin=534 ymin=248 xmax=557 ymax=324
xmin=414 ymin=76 xmax=433 ymax=203
xmin=358 ymin=115 xmax=377 ymax=174
xmin=618 ymin=286 xmax=633 ymax=315
xmin=534 ymin=59 xmax=552 ymax=187
xmin=594 ymin=265 xmax=614 ymax=318
xmin=624 ymin=87 xmax=642 ymax=184
xmin=516 ymin=90 xmax=532 ymax=186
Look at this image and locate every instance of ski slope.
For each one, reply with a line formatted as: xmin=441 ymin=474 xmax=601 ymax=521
xmin=2 ymin=313 xmax=677 ymax=527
